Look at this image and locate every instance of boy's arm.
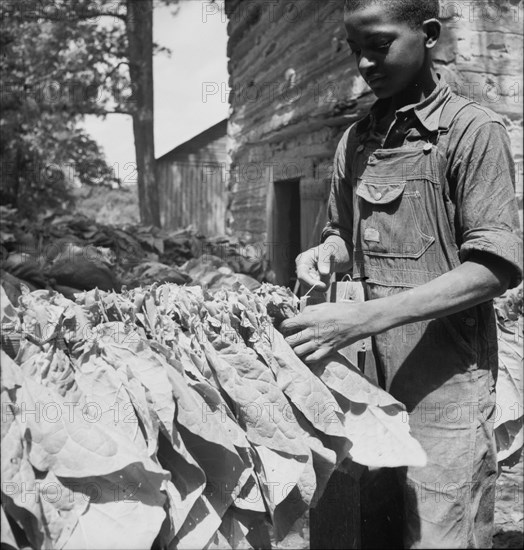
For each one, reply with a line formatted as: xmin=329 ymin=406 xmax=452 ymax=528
xmin=283 ymin=117 xmax=523 ymax=362
xmin=365 ymin=251 xmax=511 ymax=331
xmin=281 ymin=252 xmax=511 ymax=363
xmin=448 ymin=116 xmax=522 ymax=288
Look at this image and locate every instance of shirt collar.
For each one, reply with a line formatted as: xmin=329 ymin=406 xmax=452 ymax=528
xmin=364 ymin=74 xmax=452 ymax=134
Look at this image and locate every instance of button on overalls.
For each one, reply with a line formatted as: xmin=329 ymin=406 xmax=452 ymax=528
xmin=352 ymin=97 xmax=498 ymax=549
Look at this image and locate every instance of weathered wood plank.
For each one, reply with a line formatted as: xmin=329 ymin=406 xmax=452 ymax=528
xmin=156 ymin=120 xmax=228 ymax=235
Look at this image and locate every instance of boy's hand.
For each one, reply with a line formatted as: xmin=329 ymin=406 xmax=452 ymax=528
xmin=280 ymin=301 xmax=371 ymax=363
xmin=296 ymin=238 xmax=349 ymax=292
xmin=295 ymin=245 xmax=332 ymax=291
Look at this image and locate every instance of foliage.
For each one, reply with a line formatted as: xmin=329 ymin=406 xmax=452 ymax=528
xmin=74 ymin=185 xmax=140 ymax=226
xmin=0 ymin=1 xmax=126 ymax=214
xmin=0 ymin=0 xmax=181 ymax=220
xmin=0 ymin=281 xmax=426 ymax=549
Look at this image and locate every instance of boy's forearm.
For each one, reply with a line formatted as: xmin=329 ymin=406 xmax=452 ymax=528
xmin=362 ymin=254 xmax=512 ymax=336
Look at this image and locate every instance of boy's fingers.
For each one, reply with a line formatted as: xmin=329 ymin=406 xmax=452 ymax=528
xmin=295 ymin=245 xmax=332 ymax=291
xmin=279 ymin=318 xmax=303 ymax=335
xmin=303 ymin=349 xmax=328 ymax=364
xmin=318 ymin=246 xmax=335 ymax=277
xmin=284 ymin=328 xmax=312 ymax=348
xmin=307 ymin=279 xmax=328 ymax=292
xmin=296 ymin=262 xmax=312 ymax=281
xmin=318 ymin=261 xmax=331 ymax=276
xmin=290 ymin=341 xmax=314 ymax=357
xmin=296 ymin=264 xmax=324 ymax=290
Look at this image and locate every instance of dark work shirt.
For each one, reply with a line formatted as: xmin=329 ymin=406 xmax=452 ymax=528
xmin=321 ymin=75 xmax=523 ymax=288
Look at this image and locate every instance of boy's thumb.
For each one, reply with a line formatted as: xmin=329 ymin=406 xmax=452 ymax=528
xmin=318 ymin=257 xmax=331 ymax=276
xmin=319 ymin=242 xmax=337 ymax=273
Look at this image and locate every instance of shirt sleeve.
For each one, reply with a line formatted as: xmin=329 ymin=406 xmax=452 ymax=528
xmin=320 ymin=127 xmax=354 ymax=246
xmin=451 ymin=119 xmax=523 ymax=288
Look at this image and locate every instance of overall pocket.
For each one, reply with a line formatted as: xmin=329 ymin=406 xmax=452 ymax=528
xmin=356 ymin=179 xmax=435 ymax=258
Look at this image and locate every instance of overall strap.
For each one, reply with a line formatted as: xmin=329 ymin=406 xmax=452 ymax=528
xmin=435 ymin=94 xmax=476 ymax=183
xmin=435 ymin=94 xmax=476 ymax=248
xmin=438 ymin=94 xmax=475 ymax=133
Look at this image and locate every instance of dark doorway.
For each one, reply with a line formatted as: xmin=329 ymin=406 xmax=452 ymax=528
xmin=272 ymin=178 xmax=301 ymax=288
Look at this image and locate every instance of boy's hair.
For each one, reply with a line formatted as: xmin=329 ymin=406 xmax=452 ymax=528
xmin=344 ymin=0 xmax=440 ymax=29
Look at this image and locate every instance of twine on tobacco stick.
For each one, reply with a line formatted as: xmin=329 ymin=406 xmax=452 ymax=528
xmin=298 ymin=280 xmax=322 ymax=312
xmin=293 ymin=271 xmax=323 ymax=297
xmin=302 ymin=280 xmax=321 ymax=299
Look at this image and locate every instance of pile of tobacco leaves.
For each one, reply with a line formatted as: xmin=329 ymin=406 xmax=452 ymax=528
xmin=493 ymin=285 xmax=523 ymax=467
xmin=0 ymin=207 xmax=270 ymax=303
xmin=1 ymin=281 xmax=430 ymax=550
xmin=1 ymin=203 xmax=521 ymax=548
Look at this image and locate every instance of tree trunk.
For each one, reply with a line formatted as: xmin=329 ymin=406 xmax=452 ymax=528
xmin=126 ymin=0 xmax=160 ymax=227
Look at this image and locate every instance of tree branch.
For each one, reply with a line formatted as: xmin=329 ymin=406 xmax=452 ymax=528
xmin=103 ymin=61 xmax=130 ymax=83
xmin=99 ymin=109 xmax=132 ymax=115
xmin=21 ymin=11 xmax=126 ymax=23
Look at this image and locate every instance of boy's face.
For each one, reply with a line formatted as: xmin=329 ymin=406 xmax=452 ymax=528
xmin=344 ymin=4 xmax=428 ymax=99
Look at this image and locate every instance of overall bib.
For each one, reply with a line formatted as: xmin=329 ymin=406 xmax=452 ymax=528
xmin=352 ymin=97 xmax=498 ymax=548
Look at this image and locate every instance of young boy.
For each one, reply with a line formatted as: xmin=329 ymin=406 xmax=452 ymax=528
xmin=280 ymin=0 xmax=522 ymax=547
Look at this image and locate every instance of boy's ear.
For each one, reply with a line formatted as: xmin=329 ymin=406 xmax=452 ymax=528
xmin=422 ymin=18 xmax=441 ymax=49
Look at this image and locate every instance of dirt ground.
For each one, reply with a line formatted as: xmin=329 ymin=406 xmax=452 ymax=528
xmin=493 ymin=453 xmax=524 ymax=549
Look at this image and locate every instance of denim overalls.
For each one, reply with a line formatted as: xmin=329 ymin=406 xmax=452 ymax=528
xmin=352 ymin=96 xmax=498 ymax=548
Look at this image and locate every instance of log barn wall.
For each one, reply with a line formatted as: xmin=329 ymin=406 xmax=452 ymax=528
xmin=224 ymin=0 xmax=523 ymax=285
xmin=434 ymin=0 xmax=523 ymax=226
xmin=156 ymin=118 xmax=228 ymax=235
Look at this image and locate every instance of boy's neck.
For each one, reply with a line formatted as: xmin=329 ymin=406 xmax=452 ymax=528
xmin=390 ymin=67 xmax=439 ymax=111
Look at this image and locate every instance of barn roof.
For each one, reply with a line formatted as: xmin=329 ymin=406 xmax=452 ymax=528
xmin=156 ymin=118 xmax=228 ymax=162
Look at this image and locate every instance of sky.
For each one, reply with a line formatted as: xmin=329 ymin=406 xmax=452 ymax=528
xmin=82 ymin=0 xmax=229 ymax=180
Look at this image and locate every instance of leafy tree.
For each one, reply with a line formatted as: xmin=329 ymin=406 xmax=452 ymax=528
xmin=0 ymin=1 xmax=121 ymax=215
xmin=0 ymin=0 xmax=182 ymax=225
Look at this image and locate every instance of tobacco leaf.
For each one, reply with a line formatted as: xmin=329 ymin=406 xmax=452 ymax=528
xmin=495 ymin=323 xmax=523 ymax=460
